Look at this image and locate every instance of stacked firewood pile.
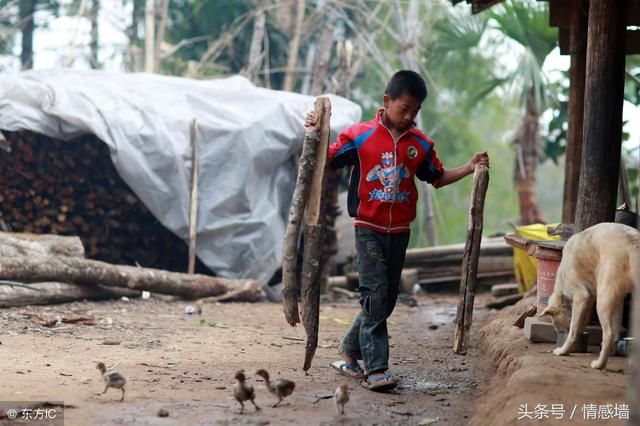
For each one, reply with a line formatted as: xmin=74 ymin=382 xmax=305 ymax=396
xmin=0 ymin=130 xmax=200 ymax=273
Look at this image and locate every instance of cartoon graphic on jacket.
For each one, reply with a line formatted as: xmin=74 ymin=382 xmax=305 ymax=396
xmin=328 ymin=109 xmax=444 ymax=233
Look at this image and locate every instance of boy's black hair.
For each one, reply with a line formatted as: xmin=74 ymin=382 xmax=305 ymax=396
xmin=384 ymin=70 xmax=428 ymax=101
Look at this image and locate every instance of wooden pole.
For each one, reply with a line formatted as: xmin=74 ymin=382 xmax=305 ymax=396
xmin=628 ymin=285 xmax=640 ymax=425
xmin=301 ymin=97 xmax=331 ymax=371
xmin=575 ymin=0 xmax=627 ymax=231
xmin=188 ymin=119 xmax=199 ymax=274
xmin=562 ymin=0 xmax=588 ymax=224
xmin=282 ymin=99 xmax=322 ymax=326
xmin=619 ymin=157 xmax=632 ymax=208
xmin=453 ymin=165 xmax=489 ymax=355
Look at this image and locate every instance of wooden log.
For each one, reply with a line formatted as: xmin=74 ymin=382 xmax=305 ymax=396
xmin=562 ymin=0 xmax=588 ymax=224
xmin=575 ymin=0 xmax=626 ymax=231
xmin=301 ymin=224 xmax=323 ymax=371
xmin=188 ymin=119 xmax=199 ymax=274
xmin=282 ymin=98 xmax=322 ymax=326
xmin=0 ymin=256 xmax=259 ymax=299
xmin=0 ymin=282 xmax=139 ymax=308
xmin=301 ymin=96 xmax=331 ymax=371
xmin=453 ymin=164 xmax=489 ymax=355
xmin=0 ymin=232 xmax=84 ymax=258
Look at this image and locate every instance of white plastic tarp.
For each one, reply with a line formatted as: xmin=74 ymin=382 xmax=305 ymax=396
xmin=0 ymin=69 xmax=361 ymax=284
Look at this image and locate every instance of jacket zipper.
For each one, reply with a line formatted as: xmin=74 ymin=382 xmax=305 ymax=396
xmin=378 ymin=122 xmax=409 ymax=233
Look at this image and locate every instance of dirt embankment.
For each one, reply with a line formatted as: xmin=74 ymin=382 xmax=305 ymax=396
xmin=470 ymin=296 xmax=630 ymax=426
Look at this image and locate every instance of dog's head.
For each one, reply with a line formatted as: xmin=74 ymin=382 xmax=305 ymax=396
xmin=538 ymin=291 xmax=572 ymax=332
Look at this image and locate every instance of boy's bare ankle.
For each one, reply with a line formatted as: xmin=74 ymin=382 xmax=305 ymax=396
xmin=339 ymin=350 xmax=357 ymax=365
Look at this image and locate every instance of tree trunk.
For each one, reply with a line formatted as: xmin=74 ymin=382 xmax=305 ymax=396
xmin=19 ymin=0 xmax=36 ymax=70
xmin=89 ymin=0 xmax=100 ymax=68
xmin=453 ymin=165 xmax=489 ymax=355
xmin=575 ymin=0 xmax=626 ymax=231
xmin=282 ymin=0 xmax=305 ymax=91
xmin=154 ymin=0 xmax=169 ymax=73
xmin=245 ymin=9 xmax=266 ymax=84
xmin=127 ymin=0 xmax=144 ymax=71
xmin=514 ymin=89 xmax=544 ymax=225
xmin=310 ymin=26 xmax=333 ymax=96
xmin=144 ymin=0 xmax=155 ymax=73
xmin=562 ymin=0 xmax=588 ymax=224
xmin=0 ymin=256 xmax=260 ymax=300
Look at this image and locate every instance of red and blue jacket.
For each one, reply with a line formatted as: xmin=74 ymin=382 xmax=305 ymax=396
xmin=328 ymin=109 xmax=444 ymax=233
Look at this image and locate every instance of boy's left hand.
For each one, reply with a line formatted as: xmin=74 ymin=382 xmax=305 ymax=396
xmin=468 ymin=151 xmax=489 ymax=173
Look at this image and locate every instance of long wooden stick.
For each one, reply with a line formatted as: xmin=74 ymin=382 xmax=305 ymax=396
xmin=301 ymin=97 xmax=331 ymax=371
xmin=282 ymin=99 xmax=322 ymax=326
xmin=453 ymin=165 xmax=489 ymax=355
xmin=188 ymin=119 xmax=199 ymax=274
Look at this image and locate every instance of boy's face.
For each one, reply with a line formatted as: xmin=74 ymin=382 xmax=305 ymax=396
xmin=383 ymin=92 xmax=423 ymax=131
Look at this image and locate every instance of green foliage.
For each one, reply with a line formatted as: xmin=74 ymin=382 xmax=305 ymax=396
xmin=488 ymin=0 xmax=558 ymax=112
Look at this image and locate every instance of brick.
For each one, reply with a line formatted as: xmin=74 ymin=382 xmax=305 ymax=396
xmin=524 ymin=316 xmax=558 ymax=343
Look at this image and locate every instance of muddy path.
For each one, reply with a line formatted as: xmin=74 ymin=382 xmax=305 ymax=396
xmin=0 ymin=293 xmax=492 ymax=425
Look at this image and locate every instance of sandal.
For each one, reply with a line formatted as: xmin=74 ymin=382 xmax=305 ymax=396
xmin=331 ymin=360 xmax=364 ymax=379
xmin=360 ymin=371 xmax=397 ymax=392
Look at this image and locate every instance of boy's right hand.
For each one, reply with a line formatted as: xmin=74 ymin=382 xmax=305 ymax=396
xmin=304 ymin=111 xmax=318 ymax=129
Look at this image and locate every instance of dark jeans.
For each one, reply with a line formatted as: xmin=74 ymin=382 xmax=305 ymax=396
xmin=340 ymin=226 xmax=410 ymax=374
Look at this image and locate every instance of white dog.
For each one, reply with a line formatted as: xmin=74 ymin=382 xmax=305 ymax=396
xmin=540 ymin=222 xmax=640 ymax=369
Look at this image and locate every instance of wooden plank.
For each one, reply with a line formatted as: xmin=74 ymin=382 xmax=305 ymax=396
xmin=188 ymin=119 xmax=199 ymax=274
xmin=453 ymin=165 xmax=489 ymax=355
xmin=575 ymin=0 xmax=627 ymax=231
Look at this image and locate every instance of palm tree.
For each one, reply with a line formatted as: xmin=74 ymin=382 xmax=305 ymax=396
xmin=487 ymin=0 xmax=558 ymax=225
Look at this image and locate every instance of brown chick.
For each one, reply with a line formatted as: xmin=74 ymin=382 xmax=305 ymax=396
xmin=96 ymin=362 xmax=126 ymax=401
xmin=233 ymin=370 xmax=260 ymax=414
xmin=334 ymin=383 xmax=349 ymax=415
xmin=255 ymin=369 xmax=295 ymax=408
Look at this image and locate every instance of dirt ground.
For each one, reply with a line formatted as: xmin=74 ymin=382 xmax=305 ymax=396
xmin=2 ymin=292 xmax=632 ymax=426
xmin=0 ymin=293 xmax=493 ymax=426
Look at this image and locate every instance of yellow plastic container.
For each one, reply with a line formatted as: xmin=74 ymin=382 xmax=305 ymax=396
xmin=513 ymin=223 xmax=560 ymax=293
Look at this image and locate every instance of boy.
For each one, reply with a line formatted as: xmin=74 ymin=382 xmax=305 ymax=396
xmin=305 ymin=70 xmax=489 ymax=392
